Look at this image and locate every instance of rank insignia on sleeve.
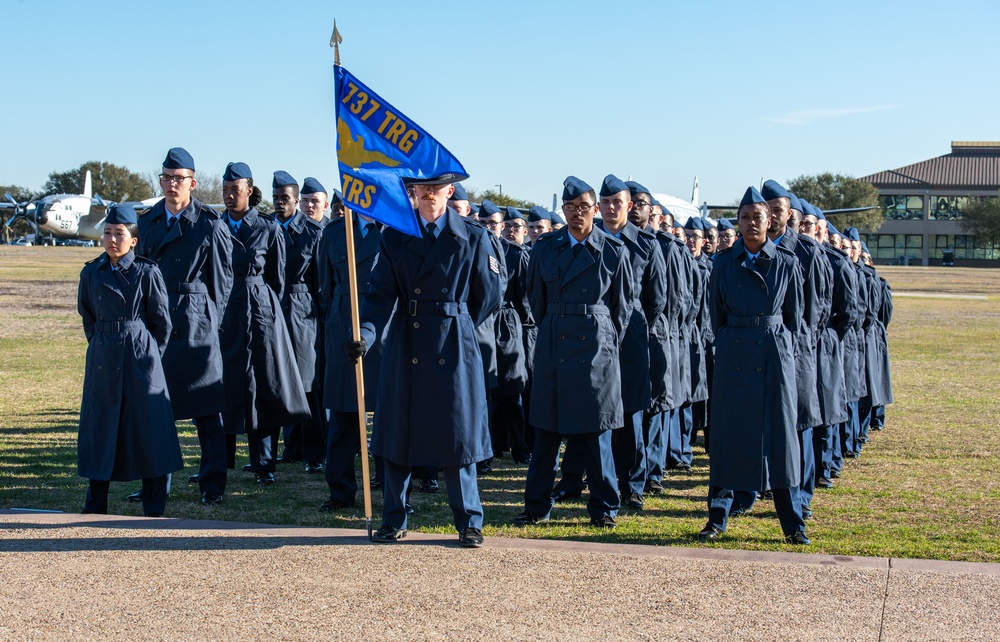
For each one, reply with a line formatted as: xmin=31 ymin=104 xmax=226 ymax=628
xmin=489 ymin=255 xmax=500 ymax=274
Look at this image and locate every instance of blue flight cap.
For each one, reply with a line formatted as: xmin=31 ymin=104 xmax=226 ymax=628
xmin=504 ymin=206 xmax=522 ymax=221
xmin=788 ymin=192 xmax=804 ymax=213
xmin=814 ymin=205 xmax=827 ymax=220
xmin=224 ymin=162 xmax=252 ymax=182
xmin=844 ymin=227 xmax=861 ymax=242
xmin=716 ymin=217 xmax=735 ymax=231
xmin=301 ymin=177 xmax=326 ymax=195
xmin=684 ymin=216 xmax=705 ymax=232
xmin=450 ymin=183 xmax=469 ymax=201
xmin=599 ymin=174 xmax=629 ymax=197
xmin=470 ymin=202 xmax=480 ymax=215
xmin=651 ymin=197 xmax=662 ymax=207
xmin=479 ymin=199 xmax=501 ymax=217
xmin=861 ymin=241 xmax=870 ymax=253
xmin=527 ymin=206 xmax=550 ymax=222
xmin=550 ymin=211 xmax=566 ymax=225
xmin=404 ymin=170 xmax=470 ymax=186
xmin=562 ymin=176 xmax=593 ymax=201
xmin=272 ymin=170 xmax=296 ymax=189
xmin=330 ymin=189 xmax=343 ymax=205
xmin=827 ymin=223 xmax=841 ymax=236
xmin=739 ymin=186 xmax=767 ymax=208
xmin=761 ymin=179 xmax=791 ymax=201
xmin=625 ymin=180 xmax=650 ymax=195
xmin=105 ymin=204 xmax=138 ymax=226
xmin=163 ymin=147 xmax=195 ymax=171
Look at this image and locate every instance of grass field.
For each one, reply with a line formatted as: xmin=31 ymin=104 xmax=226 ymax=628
xmin=1 ymin=247 xmax=998 ymax=561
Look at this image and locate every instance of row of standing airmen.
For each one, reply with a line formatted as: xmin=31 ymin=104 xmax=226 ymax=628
xmin=75 ymin=147 xmax=891 ymax=548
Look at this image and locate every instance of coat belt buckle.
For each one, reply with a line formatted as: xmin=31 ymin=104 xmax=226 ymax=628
xmin=408 ymin=300 xmax=418 ymax=316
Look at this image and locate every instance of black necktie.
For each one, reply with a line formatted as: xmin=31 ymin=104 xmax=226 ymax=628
xmin=425 ymin=222 xmax=436 ymax=239
xmin=166 ymin=216 xmax=176 ymax=230
xmin=573 ymin=243 xmax=584 ymax=256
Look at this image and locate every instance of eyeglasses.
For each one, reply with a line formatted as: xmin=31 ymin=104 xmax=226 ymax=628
xmin=159 ymin=174 xmax=193 ymax=185
xmin=633 ymin=200 xmax=651 ymax=209
xmin=480 ymin=220 xmax=503 ymax=228
xmin=562 ymin=203 xmax=595 ymax=214
xmin=800 ymin=221 xmax=817 ymax=228
xmin=505 ymin=222 xmax=526 ymax=230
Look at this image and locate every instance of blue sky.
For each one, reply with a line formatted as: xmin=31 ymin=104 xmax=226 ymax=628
xmin=2 ymin=0 xmax=998 ymax=206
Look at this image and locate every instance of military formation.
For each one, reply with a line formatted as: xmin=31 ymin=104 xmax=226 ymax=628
xmin=75 ymin=148 xmax=893 ymax=548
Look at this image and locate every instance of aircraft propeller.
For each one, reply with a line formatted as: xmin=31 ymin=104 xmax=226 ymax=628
xmin=1 ymin=192 xmax=37 ymax=243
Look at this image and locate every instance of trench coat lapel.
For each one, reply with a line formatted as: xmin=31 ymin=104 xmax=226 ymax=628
xmin=356 ymin=221 xmax=380 ymax=263
xmin=561 ymin=228 xmax=602 ymax=284
xmin=417 ymin=210 xmax=466 ymax=279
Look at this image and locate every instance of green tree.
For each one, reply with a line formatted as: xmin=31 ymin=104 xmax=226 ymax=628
xmin=190 ymin=174 xmax=223 ymax=207
xmin=472 ymin=188 xmax=537 ymax=209
xmin=787 ymin=172 xmax=883 ymax=232
xmin=961 ymin=196 xmax=1000 ymax=245
xmin=43 ymin=161 xmax=154 ymax=202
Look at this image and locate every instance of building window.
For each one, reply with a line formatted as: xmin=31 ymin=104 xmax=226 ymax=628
xmin=930 ymin=195 xmax=976 ymax=220
xmin=905 ymin=235 xmax=923 ymax=249
xmin=880 ymin=195 xmax=923 ymax=220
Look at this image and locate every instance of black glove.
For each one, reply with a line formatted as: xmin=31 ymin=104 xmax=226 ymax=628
xmin=347 ymin=338 xmax=368 ymax=363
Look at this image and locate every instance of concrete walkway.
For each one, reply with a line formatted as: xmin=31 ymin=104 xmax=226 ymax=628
xmin=2 ymin=510 xmax=998 ymax=641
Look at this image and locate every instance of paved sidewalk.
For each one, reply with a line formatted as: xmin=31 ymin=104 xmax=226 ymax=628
xmin=2 ymin=510 xmax=998 ymax=641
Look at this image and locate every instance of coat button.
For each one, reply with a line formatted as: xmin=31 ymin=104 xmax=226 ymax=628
xmin=580 ymin=336 xmax=586 ymax=340
xmin=98 ymin=365 xmax=103 ymax=370
xmin=558 ymin=358 xmax=565 ymax=363
xmin=756 ymin=367 xmax=762 ymax=372
xmin=413 ymin=322 xmax=420 ymax=328
xmin=118 ymin=317 xmax=124 ymax=321
xmin=757 ymin=340 xmax=763 ymax=344
xmin=738 ymin=284 xmax=743 ymax=288
xmin=98 ymin=296 xmax=102 ymax=300
xmin=735 ymin=339 xmax=741 ymax=344
xmin=411 ymin=357 xmax=418 ymax=364
xmin=735 ymin=367 xmax=740 ymax=372
xmin=581 ymin=288 xmax=588 ymax=293
xmin=560 ymin=335 xmax=565 ymax=340
xmin=438 ymin=359 xmax=445 ymax=365
xmin=560 ymin=288 xmax=567 ymax=293
xmin=414 ymin=288 xmax=422 ymax=295
xmin=440 ymin=288 xmax=448 ymax=294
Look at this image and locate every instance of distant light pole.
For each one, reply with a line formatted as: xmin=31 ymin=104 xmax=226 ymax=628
xmin=495 ymin=184 xmax=502 ymax=196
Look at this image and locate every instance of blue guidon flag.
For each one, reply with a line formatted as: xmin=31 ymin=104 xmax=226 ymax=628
xmin=334 ymin=65 xmax=468 ymax=237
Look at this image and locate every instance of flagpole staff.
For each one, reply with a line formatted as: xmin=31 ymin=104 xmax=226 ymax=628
xmin=331 ymin=20 xmax=374 ymax=542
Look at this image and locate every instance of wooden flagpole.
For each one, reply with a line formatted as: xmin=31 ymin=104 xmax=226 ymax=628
xmin=331 ymin=20 xmax=374 ymax=540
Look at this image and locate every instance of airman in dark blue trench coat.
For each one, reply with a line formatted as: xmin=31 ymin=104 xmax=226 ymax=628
xmin=358 ymin=206 xmax=502 ymax=537
xmin=219 ymin=204 xmax=310 ymax=478
xmin=77 ymin=249 xmax=182 ymax=516
xmin=317 ymin=215 xmax=384 ymax=509
xmin=702 ymin=220 xmax=807 ymax=542
xmin=138 ymin=193 xmax=233 ymax=501
xmin=517 ymin=201 xmax=632 ymax=526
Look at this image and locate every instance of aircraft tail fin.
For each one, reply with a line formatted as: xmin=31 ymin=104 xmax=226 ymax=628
xmin=691 ymin=177 xmax=699 ymax=206
xmin=83 ymin=171 xmax=92 ymax=199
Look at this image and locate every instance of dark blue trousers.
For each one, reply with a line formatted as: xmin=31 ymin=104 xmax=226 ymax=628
xmin=872 ymin=405 xmax=886 ymax=429
xmin=643 ymin=410 xmax=666 ymax=485
xmin=666 ymin=405 xmax=693 ymax=468
xmin=858 ymin=402 xmax=873 ymax=444
xmin=832 ymin=420 xmax=843 ymax=474
xmin=194 ymin=413 xmax=227 ymax=496
xmin=708 ymin=485 xmax=805 ymax=536
xmin=382 ymin=459 xmax=482 ymax=532
xmin=248 ymin=426 xmax=280 ymax=474
xmin=282 ymin=388 xmax=327 ymax=464
xmin=325 ymin=410 xmax=361 ymax=504
xmin=85 ymin=476 xmax=168 ymax=516
xmin=795 ymin=426 xmax=816 ymax=512
xmin=525 ymin=430 xmax=619 ymax=521
xmin=844 ymin=400 xmax=861 ymax=455
xmin=612 ymin=410 xmax=646 ymax=497
xmin=814 ymin=424 xmax=834 ymax=483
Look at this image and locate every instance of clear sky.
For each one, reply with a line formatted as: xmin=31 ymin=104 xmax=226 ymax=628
xmin=2 ymin=0 xmax=998 ymax=207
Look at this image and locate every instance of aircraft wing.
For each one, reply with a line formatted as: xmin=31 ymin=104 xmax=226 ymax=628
xmin=83 ymin=201 xmax=109 ymax=225
xmin=705 ymin=204 xmax=879 ymax=214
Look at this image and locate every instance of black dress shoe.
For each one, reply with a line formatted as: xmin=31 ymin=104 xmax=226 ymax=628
xmin=476 ymin=461 xmax=492 ymax=474
xmin=802 ymin=509 xmax=814 ymax=520
xmin=816 ymin=477 xmax=834 ymax=489
xmin=318 ymin=498 xmax=355 ymax=512
xmin=241 ymin=463 xmax=253 ymax=472
xmin=785 ymin=531 xmax=811 ymax=545
xmin=369 ymin=475 xmax=382 ymax=490
xmin=145 ymin=513 xmax=164 ymax=518
xmin=458 ymin=527 xmax=484 ymax=548
xmin=187 ymin=474 xmax=201 ymax=484
xmin=673 ymin=463 xmax=692 ymax=472
xmin=644 ymin=479 xmax=665 ymax=495
xmin=201 ymin=492 xmax=223 ymax=506
xmin=761 ymin=490 xmax=774 ymax=500
xmin=276 ymin=452 xmax=303 ymax=464
xmin=513 ymin=511 xmax=549 ymax=527
xmin=371 ymin=524 xmax=407 ymax=543
xmin=255 ymin=472 xmax=275 ymax=486
xmin=512 ymin=453 xmax=532 ymax=465
xmin=419 ymin=478 xmax=439 ymax=494
xmin=126 ymin=489 xmax=143 ymax=502
xmin=698 ymin=524 xmax=723 ymax=541
xmin=305 ymin=462 xmax=324 ymax=473
xmin=831 ymin=470 xmax=842 ymax=479
xmin=729 ymin=505 xmax=746 ymax=517
xmin=623 ymin=492 xmax=644 ymax=510
xmin=405 ymin=503 xmax=415 ymax=515
xmin=590 ymin=515 xmax=617 ymax=529
xmin=550 ymin=488 xmax=582 ymax=503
